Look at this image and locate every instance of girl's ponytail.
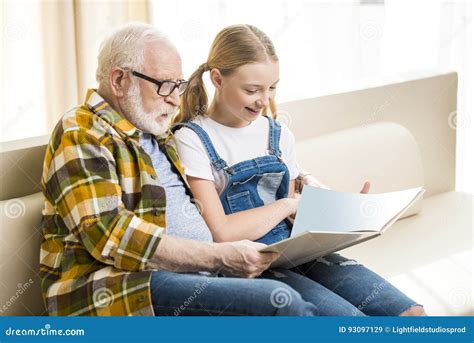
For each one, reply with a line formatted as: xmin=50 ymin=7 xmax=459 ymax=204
xmin=173 ymin=63 xmax=209 ymax=125
xmin=174 ymin=24 xmax=279 ymax=124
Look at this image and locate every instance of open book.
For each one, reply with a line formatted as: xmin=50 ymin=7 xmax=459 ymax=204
xmin=260 ymin=186 xmax=425 ymax=268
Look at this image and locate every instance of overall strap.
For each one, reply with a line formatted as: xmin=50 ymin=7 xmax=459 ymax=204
xmin=263 ymin=115 xmax=283 ymax=161
xmin=171 ymin=122 xmax=232 ymax=173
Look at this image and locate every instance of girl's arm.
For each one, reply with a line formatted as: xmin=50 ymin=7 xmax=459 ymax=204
xmin=288 ymin=179 xmax=296 ymax=198
xmin=188 ymin=176 xmax=298 ymax=242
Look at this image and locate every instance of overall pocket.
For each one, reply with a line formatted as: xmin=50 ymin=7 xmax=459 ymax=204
xmin=256 ymin=171 xmax=285 ymax=204
xmin=226 ymin=190 xmax=255 ymax=213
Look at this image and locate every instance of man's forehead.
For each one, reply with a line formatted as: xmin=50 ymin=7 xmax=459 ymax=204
xmin=144 ymin=42 xmax=183 ymax=79
xmin=150 ymin=68 xmax=183 ymax=80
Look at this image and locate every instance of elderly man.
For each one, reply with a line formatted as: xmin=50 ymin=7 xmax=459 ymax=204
xmin=40 ymin=23 xmax=425 ymax=316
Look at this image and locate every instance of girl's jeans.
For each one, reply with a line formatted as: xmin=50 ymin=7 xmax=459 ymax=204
xmin=150 ymin=253 xmax=420 ymax=316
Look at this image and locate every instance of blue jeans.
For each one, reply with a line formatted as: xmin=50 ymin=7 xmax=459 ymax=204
xmin=150 ymin=253 xmax=420 ymax=316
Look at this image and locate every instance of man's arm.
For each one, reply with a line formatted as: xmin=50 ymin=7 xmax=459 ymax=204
xmin=44 ymin=129 xmax=279 ymax=277
xmin=147 ymin=235 xmax=280 ymax=278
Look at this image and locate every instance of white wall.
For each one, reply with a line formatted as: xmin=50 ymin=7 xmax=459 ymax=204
xmin=151 ymin=0 xmax=473 ymax=192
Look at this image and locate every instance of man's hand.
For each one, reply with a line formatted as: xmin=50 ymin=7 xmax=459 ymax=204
xmin=217 ymin=240 xmax=280 ymax=278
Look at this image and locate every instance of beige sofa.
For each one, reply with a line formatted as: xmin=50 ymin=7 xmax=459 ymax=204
xmin=280 ymin=71 xmax=472 ymax=316
xmin=0 ymin=71 xmax=471 ymax=316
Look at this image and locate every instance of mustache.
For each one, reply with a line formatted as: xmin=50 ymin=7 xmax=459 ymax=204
xmin=153 ymin=104 xmax=177 ymax=117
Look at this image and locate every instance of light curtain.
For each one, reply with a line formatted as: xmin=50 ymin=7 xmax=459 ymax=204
xmin=40 ymin=0 xmax=150 ymax=128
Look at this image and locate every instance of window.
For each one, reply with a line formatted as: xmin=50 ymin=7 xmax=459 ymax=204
xmin=151 ymin=0 xmax=472 ymax=192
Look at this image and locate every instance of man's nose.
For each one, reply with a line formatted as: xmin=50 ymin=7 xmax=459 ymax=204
xmin=164 ymin=88 xmax=180 ymax=107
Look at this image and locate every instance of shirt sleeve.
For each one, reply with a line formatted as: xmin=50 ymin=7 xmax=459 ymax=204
xmin=280 ymin=124 xmax=299 ymax=180
xmin=173 ymin=127 xmax=215 ymax=181
xmin=42 ymin=129 xmax=163 ymax=272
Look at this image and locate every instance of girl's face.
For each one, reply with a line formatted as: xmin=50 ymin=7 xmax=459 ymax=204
xmin=212 ymin=60 xmax=280 ymax=127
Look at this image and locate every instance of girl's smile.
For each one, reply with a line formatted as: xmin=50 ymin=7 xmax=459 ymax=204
xmin=208 ymin=60 xmax=280 ymax=128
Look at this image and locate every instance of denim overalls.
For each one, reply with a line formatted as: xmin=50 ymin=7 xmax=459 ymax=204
xmin=174 ymin=116 xmax=292 ymax=245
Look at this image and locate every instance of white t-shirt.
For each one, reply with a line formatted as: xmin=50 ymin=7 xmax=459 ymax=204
xmin=173 ymin=115 xmax=299 ymax=193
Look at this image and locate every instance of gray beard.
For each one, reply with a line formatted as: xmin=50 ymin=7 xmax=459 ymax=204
xmin=122 ymin=81 xmax=174 ymax=136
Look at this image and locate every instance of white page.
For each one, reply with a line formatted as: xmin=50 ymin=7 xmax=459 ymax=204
xmin=291 ymin=186 xmax=423 ymax=236
xmin=265 ymin=231 xmax=379 ymax=268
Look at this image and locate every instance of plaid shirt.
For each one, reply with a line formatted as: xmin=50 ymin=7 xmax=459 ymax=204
xmin=40 ymin=89 xmax=186 ymax=316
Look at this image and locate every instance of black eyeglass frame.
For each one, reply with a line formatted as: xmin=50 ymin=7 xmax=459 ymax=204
xmin=130 ymin=70 xmax=189 ymax=96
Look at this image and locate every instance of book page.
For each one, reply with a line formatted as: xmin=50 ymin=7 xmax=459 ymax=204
xmin=291 ymin=186 xmax=423 ymax=236
xmin=263 ymin=231 xmax=379 ymax=268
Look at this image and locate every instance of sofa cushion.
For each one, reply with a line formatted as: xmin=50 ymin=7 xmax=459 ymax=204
xmin=295 ymin=121 xmax=424 ymax=218
xmin=341 ymin=191 xmax=473 ymax=315
xmin=0 ymin=192 xmax=46 ymax=315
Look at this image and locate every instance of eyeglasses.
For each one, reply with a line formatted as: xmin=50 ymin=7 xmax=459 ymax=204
xmin=130 ymin=70 xmax=189 ymax=97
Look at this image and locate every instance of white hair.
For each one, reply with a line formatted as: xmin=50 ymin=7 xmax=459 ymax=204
xmin=95 ymin=22 xmax=172 ymax=88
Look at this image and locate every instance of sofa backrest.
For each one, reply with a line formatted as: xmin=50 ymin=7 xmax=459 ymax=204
xmin=279 ymin=72 xmax=457 ymax=198
xmin=0 ymin=135 xmax=49 ymax=315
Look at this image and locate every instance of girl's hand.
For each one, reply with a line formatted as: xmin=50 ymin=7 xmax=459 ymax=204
xmin=297 ymin=172 xmax=371 ymax=195
xmin=284 ymin=197 xmax=299 ymax=220
xmin=295 ymin=173 xmax=327 ymax=193
xmin=360 ymin=181 xmax=371 ymax=194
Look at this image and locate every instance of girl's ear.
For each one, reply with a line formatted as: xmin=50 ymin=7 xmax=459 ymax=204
xmin=209 ymin=68 xmax=223 ymax=89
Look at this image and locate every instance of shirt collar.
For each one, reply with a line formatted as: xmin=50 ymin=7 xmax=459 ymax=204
xmin=84 ymin=89 xmax=177 ymax=147
xmin=84 ymin=88 xmax=142 ymax=140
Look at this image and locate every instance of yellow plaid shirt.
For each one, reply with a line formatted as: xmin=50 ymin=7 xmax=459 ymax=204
xmin=40 ymin=89 xmax=186 ymax=316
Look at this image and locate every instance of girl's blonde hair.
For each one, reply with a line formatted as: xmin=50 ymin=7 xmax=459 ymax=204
xmin=173 ymin=24 xmax=278 ymax=125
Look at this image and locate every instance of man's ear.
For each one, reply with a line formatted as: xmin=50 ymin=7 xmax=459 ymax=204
xmin=209 ymin=68 xmax=223 ymax=89
xmin=109 ymin=67 xmax=129 ymax=97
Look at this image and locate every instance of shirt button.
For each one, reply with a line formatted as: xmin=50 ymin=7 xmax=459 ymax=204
xmin=154 ymin=208 xmax=161 ymax=216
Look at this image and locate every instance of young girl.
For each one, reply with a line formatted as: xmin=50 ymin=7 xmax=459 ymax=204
xmin=172 ymin=25 xmax=298 ymax=245
xmin=171 ymin=24 xmax=426 ymax=316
